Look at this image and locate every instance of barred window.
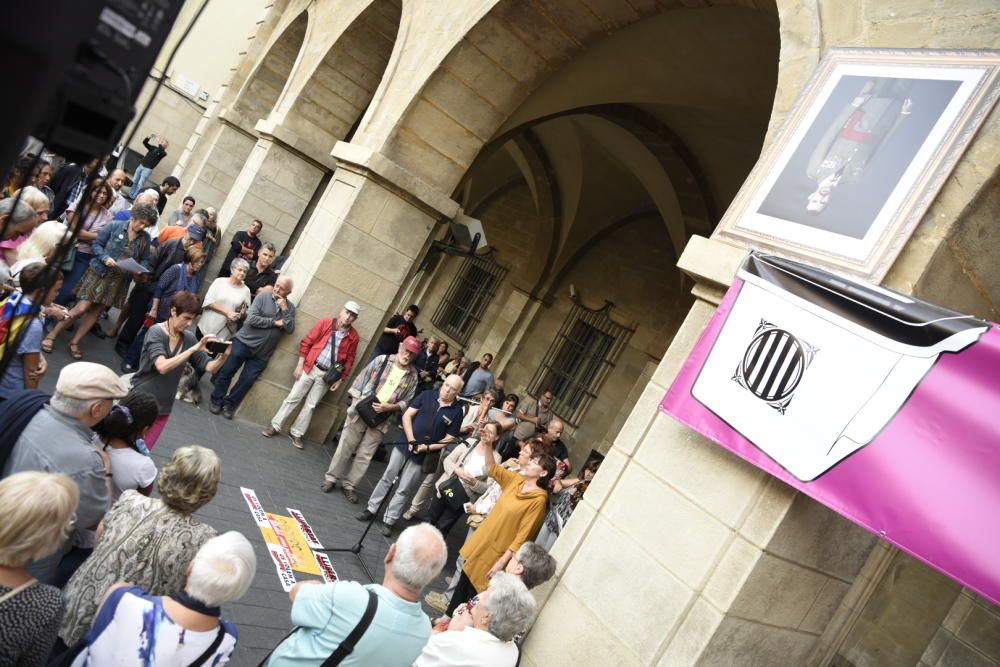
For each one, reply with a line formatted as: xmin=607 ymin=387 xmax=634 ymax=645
xmin=527 ymin=300 xmax=633 ymax=426
xmin=431 ymin=253 xmax=508 ymax=345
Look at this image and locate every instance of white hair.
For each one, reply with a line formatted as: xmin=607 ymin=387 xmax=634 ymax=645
xmin=18 ymin=220 xmax=69 ymax=260
xmin=229 ymin=258 xmax=249 ymax=274
xmin=485 ymin=572 xmax=536 ymax=642
xmin=186 ymin=531 xmax=256 ymax=606
xmin=11 ymin=186 xmax=49 ymax=212
xmin=0 ymin=197 xmax=36 ymax=223
xmin=50 ymin=390 xmax=101 ymax=418
xmin=136 ymin=189 xmax=160 ymax=206
xmin=392 ymin=524 xmax=446 ymax=591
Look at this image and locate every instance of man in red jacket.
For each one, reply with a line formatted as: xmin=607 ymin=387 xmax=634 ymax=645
xmin=262 ymin=301 xmax=361 ymax=449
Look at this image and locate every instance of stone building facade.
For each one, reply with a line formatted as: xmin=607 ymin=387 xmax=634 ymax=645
xmin=167 ymin=1 xmax=1000 ymax=664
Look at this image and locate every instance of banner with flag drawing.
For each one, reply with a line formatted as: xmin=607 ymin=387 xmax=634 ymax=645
xmin=661 ymin=252 xmax=1000 ymax=606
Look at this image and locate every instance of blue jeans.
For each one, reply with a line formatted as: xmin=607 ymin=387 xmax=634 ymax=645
xmin=129 ymin=165 xmax=153 ymax=198
xmin=210 ymin=339 xmax=269 ymax=410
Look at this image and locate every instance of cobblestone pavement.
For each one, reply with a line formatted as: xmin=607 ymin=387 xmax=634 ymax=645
xmin=36 ymin=328 xmax=463 ymax=665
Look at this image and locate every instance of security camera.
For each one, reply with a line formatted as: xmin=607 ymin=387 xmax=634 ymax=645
xmin=569 ymin=284 xmax=577 ymax=299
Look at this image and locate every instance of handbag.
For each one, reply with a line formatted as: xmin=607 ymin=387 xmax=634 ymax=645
xmin=355 ymin=355 xmax=392 ymax=428
xmin=438 ymin=473 xmax=470 ymax=512
xmin=321 ymin=327 xmax=345 ymax=385
xmin=420 ymin=447 xmax=442 ymax=474
xmin=257 ymin=589 xmax=378 ymax=667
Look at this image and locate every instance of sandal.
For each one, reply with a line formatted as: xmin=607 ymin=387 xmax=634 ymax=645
xmin=68 ymin=343 xmax=83 ymax=360
xmin=41 ymin=337 xmax=55 ymax=354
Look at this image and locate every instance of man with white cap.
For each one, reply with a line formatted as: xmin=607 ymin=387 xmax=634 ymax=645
xmin=322 ymin=335 xmax=423 ymax=504
xmin=264 ymin=301 xmax=362 ymax=450
xmin=2 ymin=362 xmax=129 ymax=582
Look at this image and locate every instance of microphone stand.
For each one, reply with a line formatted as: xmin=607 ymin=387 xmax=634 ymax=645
xmin=314 ymin=438 xmax=453 ymax=583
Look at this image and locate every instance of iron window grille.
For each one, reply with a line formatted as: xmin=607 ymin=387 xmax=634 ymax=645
xmin=431 ymin=252 xmax=508 ymax=345
xmin=527 ymin=299 xmax=634 ymax=426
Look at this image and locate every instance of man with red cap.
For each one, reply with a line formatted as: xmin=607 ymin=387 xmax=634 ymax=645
xmin=322 ymin=335 xmax=422 ymax=504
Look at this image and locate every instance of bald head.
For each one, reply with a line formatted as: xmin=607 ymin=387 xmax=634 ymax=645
xmin=108 ymin=169 xmax=126 ymax=190
xmin=273 ymin=276 xmax=292 ymax=299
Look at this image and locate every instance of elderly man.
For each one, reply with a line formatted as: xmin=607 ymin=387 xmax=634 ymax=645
xmin=110 ymin=187 xmax=158 ymax=223
xmin=219 ymin=218 xmax=263 ymax=278
xmin=106 ymin=168 xmax=129 ymax=216
xmin=245 ymin=242 xmax=278 ymax=295
xmin=264 ymin=301 xmax=362 ymax=449
xmin=357 ymin=374 xmax=464 ymax=537
xmin=1 ymin=362 xmax=129 ymax=582
xmin=266 ymin=523 xmax=447 ymax=666
xmin=211 ymin=275 xmax=296 ymax=419
xmin=323 ymin=335 xmax=422 ymax=503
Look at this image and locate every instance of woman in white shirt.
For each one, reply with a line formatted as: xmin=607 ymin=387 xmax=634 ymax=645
xmin=93 ymin=390 xmax=159 ymax=501
xmin=68 ymin=531 xmax=255 ymax=666
xmin=413 ymin=572 xmax=533 ymax=667
xmin=197 ymin=258 xmax=251 ymax=341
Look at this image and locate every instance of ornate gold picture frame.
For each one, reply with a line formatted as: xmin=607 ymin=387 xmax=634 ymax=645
xmin=715 ymin=48 xmax=1000 ymax=281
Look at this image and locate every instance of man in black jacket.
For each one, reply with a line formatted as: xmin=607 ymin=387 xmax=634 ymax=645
xmin=129 ymin=134 xmax=168 ymax=199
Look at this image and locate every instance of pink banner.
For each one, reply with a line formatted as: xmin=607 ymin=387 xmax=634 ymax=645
xmin=661 ymin=277 xmax=1000 ymax=606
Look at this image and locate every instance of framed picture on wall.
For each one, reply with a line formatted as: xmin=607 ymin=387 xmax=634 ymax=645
xmin=715 ymin=48 xmax=1000 ymax=281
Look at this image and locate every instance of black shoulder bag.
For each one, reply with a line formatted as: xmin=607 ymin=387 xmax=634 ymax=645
xmin=257 ymin=589 xmax=378 ymax=667
xmin=322 ymin=327 xmax=345 ymax=385
xmin=355 ymin=355 xmax=392 ymax=428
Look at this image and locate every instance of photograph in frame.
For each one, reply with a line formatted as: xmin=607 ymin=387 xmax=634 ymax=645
xmin=715 ymin=49 xmax=1000 ymax=280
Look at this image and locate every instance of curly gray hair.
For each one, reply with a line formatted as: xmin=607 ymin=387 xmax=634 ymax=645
xmin=485 ymin=572 xmax=536 ymax=642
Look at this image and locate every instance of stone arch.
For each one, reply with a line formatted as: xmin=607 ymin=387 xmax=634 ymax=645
xmin=229 ymin=10 xmax=309 ymax=130
xmin=264 ymin=0 xmax=403 ymax=163
xmin=380 ymin=0 xmax=779 ymax=197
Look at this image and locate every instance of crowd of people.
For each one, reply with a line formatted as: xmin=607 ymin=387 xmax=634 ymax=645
xmin=0 ymin=139 xmax=603 ymax=666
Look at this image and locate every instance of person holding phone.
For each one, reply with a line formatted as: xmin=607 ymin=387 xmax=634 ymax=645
xmin=128 ymin=291 xmax=231 ymax=448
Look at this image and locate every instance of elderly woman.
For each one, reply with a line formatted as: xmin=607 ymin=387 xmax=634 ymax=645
xmin=0 ymin=198 xmax=40 ymax=280
xmin=415 ymin=573 xmax=535 ymax=667
xmin=66 ymin=531 xmax=254 ymax=665
xmin=129 ymin=291 xmax=230 ymax=447
xmin=59 ymin=445 xmax=221 ymax=647
xmin=43 ymin=204 xmax=156 ymax=359
xmin=445 ymin=445 xmax=555 ymax=617
xmin=54 ymin=178 xmax=116 ymax=305
xmin=0 ymin=472 xmax=79 ymax=667
xmin=197 ymin=257 xmax=251 ymax=341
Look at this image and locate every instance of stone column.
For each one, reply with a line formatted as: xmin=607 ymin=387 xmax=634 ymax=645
xmin=521 ymin=236 xmax=877 ymax=667
xmin=235 ymin=141 xmax=461 ymax=440
xmin=173 ymin=110 xmax=258 ymax=229
xmin=208 ymin=121 xmax=329 ymax=279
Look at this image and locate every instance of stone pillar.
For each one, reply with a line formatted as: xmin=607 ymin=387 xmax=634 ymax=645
xmin=208 ymin=122 xmax=328 ymax=278
xmin=235 ymin=141 xmax=461 ymax=440
xmin=521 ymin=236 xmax=877 ymax=667
xmin=173 ymin=111 xmax=258 ymax=226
